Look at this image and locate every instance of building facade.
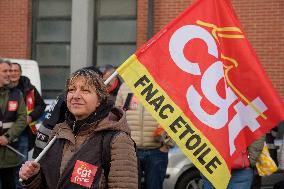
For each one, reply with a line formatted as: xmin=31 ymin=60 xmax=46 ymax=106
xmin=0 ymin=0 xmax=283 ymax=99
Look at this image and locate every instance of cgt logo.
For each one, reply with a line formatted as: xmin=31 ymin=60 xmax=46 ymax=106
xmin=169 ymin=21 xmax=267 ymax=155
xmin=8 ymin=101 xmax=18 ymax=111
xmin=71 ymin=160 xmax=97 ymax=188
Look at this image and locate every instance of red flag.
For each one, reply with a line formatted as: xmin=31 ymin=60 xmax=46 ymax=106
xmin=117 ymin=0 xmax=284 ymax=188
xmin=26 ymin=89 xmax=37 ymax=134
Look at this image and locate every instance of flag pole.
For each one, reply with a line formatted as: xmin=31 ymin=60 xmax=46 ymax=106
xmin=33 ymin=136 xmax=57 ymax=162
xmin=19 ymin=136 xmax=57 ymax=182
xmin=104 ymin=71 xmax=118 ymax=85
xmin=6 ymin=145 xmax=25 ymax=158
xmin=19 ymin=71 xmax=118 ymax=182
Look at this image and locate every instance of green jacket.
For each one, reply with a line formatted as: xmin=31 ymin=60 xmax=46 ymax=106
xmin=0 ymin=86 xmax=26 ymax=168
xmin=248 ymin=135 xmax=265 ymax=167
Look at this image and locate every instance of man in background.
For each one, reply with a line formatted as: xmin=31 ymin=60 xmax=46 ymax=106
xmin=0 ymin=59 xmax=26 ymax=189
xmin=9 ymin=62 xmax=46 ymax=189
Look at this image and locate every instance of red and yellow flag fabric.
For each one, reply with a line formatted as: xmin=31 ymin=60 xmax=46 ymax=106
xmin=117 ymin=0 xmax=284 ymax=188
xmin=26 ymin=89 xmax=37 ymax=134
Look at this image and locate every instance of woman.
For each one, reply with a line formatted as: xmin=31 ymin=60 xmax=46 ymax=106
xmin=19 ymin=69 xmax=138 ymax=188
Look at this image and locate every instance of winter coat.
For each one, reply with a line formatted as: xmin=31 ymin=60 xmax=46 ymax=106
xmin=16 ymin=76 xmax=46 ymax=149
xmin=17 ymin=76 xmax=46 ymax=123
xmin=23 ymin=107 xmax=138 ymax=189
xmin=0 ymin=86 xmax=26 ymax=168
xmin=248 ymin=135 xmax=265 ymax=167
xmin=115 ymin=82 xmax=161 ymax=149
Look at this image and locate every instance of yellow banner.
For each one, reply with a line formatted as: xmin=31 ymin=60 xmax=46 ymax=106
xmin=117 ymin=54 xmax=230 ymax=189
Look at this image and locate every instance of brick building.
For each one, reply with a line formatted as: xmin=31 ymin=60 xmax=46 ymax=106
xmin=0 ymin=0 xmax=283 ymax=99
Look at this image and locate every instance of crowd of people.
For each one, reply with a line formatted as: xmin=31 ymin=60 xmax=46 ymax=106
xmin=0 ymin=59 xmax=47 ymax=189
xmin=0 ymin=58 xmax=283 ymax=189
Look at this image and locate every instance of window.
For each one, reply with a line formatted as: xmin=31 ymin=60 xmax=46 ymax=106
xmin=94 ymin=0 xmax=137 ymax=67
xmin=32 ymin=0 xmax=72 ymax=99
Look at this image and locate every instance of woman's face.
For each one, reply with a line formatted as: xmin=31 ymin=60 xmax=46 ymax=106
xmin=67 ymin=76 xmax=100 ymax=120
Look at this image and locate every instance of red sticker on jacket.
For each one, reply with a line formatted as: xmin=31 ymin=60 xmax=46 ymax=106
xmin=70 ymin=160 xmax=97 ymax=188
xmin=8 ymin=101 xmax=18 ymax=111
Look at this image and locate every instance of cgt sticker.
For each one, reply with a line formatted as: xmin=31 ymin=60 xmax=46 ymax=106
xmin=8 ymin=101 xmax=18 ymax=111
xmin=71 ymin=160 xmax=97 ymax=188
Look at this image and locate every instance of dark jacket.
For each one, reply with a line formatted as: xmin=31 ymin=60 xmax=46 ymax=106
xmin=24 ymin=107 xmax=138 ymax=189
xmin=42 ymin=93 xmax=66 ymax=130
xmin=32 ymin=94 xmax=67 ymax=158
xmin=16 ymin=76 xmax=46 ymax=150
xmin=17 ymin=76 xmax=46 ymax=122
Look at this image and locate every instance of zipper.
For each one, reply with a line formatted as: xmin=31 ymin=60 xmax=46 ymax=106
xmin=72 ymin=121 xmax=76 ymax=132
xmin=73 ymin=121 xmax=91 ymax=139
xmin=73 ymin=121 xmax=77 ymax=140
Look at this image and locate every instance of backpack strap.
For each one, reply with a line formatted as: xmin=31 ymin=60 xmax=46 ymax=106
xmin=101 ymin=130 xmax=121 ymax=186
xmin=101 ymin=130 xmax=140 ymax=188
xmin=123 ymin=93 xmax=133 ymax=111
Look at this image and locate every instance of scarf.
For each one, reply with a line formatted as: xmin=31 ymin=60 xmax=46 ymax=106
xmin=66 ymin=99 xmax=113 ymax=134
